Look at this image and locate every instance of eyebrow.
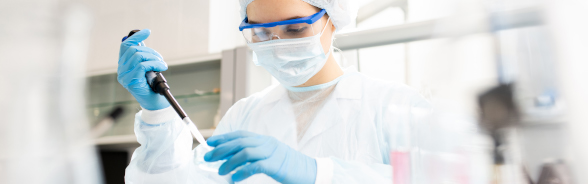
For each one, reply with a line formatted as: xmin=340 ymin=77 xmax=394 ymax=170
xmin=248 ymin=16 xmax=307 ymax=24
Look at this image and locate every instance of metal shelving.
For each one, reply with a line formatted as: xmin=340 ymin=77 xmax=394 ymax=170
xmin=87 ymin=59 xmax=222 ymax=146
xmin=95 ymin=129 xmax=216 ymax=145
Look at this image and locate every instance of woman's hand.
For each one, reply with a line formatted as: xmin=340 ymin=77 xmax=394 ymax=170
xmin=117 ymin=29 xmax=170 ymax=110
xmin=204 ymin=131 xmax=317 ymax=183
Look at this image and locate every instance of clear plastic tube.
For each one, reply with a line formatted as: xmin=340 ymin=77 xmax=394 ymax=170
xmin=185 ymin=117 xmax=245 ymax=175
xmin=183 ymin=117 xmax=213 ymax=152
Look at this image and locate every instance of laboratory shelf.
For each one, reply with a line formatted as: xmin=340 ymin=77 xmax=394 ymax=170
xmin=88 ymin=93 xmax=220 ymax=140
xmin=87 ymin=92 xmax=220 ymax=109
xmin=95 ymin=128 xmax=216 ymax=145
xmin=87 ymin=53 xmax=223 ymax=147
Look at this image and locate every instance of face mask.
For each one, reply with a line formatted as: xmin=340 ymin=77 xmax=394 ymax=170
xmin=247 ymin=18 xmax=332 ymax=87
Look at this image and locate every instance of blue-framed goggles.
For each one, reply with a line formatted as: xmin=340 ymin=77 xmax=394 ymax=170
xmin=239 ymin=9 xmax=327 ymax=43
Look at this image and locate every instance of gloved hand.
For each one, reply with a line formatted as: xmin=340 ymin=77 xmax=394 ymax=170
xmin=204 ymin=131 xmax=317 ymax=183
xmin=117 ymin=29 xmax=170 ymax=110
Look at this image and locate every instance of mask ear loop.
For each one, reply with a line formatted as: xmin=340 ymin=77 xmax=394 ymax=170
xmin=320 ymin=17 xmax=337 ymax=60
xmin=318 ymin=17 xmax=334 ymax=56
xmin=319 ymin=17 xmax=332 ymax=36
xmin=328 ymin=23 xmax=352 ymax=69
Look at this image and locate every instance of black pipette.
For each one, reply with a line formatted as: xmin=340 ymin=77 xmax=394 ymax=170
xmin=122 ymin=30 xmax=188 ymax=119
xmin=122 ymin=30 xmax=210 ymax=147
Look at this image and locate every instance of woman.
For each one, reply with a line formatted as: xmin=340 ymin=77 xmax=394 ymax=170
xmin=118 ymin=0 xmax=430 ymax=183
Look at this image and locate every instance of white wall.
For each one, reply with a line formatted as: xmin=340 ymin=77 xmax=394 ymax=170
xmin=208 ymin=0 xmax=246 ymax=53
xmin=85 ymin=0 xmax=210 ymax=75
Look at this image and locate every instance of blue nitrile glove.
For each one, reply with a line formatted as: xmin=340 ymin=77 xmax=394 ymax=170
xmin=204 ymin=131 xmax=317 ymax=183
xmin=117 ymin=29 xmax=170 ymax=110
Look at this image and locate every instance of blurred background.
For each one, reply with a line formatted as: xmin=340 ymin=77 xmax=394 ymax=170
xmin=1 ymin=0 xmax=587 ymax=183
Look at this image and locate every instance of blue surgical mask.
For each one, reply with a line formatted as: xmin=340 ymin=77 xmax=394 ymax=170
xmin=248 ymin=18 xmax=332 ymax=87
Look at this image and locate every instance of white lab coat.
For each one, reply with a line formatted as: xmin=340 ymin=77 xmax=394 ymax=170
xmin=125 ymin=69 xmax=431 ymax=184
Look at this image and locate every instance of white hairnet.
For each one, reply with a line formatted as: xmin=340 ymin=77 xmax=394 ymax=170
xmin=239 ymin=0 xmax=353 ymax=31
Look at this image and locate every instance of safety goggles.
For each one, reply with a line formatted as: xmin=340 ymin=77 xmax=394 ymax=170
xmin=239 ymin=9 xmax=327 ymax=43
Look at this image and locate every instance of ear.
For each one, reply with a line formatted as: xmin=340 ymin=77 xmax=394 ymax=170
xmin=330 ymin=20 xmax=336 ymax=34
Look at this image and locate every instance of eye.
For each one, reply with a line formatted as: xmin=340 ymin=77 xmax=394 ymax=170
xmin=285 ymin=26 xmax=308 ymax=33
xmin=252 ymin=30 xmax=267 ymax=36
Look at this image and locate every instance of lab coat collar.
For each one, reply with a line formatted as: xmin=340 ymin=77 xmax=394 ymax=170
xmin=256 ymin=67 xmax=363 ymax=148
xmin=333 ymin=67 xmax=362 ymax=100
xmin=258 ymin=84 xmax=287 ymax=106
xmin=296 ymin=68 xmax=363 ymax=147
xmin=262 ymin=67 xmax=362 ymax=104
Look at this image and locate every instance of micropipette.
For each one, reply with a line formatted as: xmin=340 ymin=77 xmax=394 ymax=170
xmin=122 ymin=30 xmax=211 ymax=150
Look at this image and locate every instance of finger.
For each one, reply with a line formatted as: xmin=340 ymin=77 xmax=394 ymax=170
xmin=119 ymin=60 xmax=168 ymax=89
xmin=117 ymin=68 xmax=147 ymax=92
xmin=123 ymin=29 xmax=151 ymax=46
xmin=137 ymin=60 xmax=168 ymax=73
xmin=207 ymin=130 xmax=258 ymax=147
xmin=231 ymin=161 xmax=268 ymax=182
xmin=119 ymin=29 xmax=151 ymax=58
xmin=204 ymin=136 xmax=264 ymax=162
xmin=118 ymin=52 xmax=163 ymax=76
xmin=119 ymin=46 xmax=163 ymax=65
xmin=218 ymin=146 xmax=271 ymax=175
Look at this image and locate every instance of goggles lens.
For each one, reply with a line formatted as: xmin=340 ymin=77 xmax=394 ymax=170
xmin=242 ymin=21 xmax=324 ymax=43
xmin=239 ymin=9 xmax=327 ymax=43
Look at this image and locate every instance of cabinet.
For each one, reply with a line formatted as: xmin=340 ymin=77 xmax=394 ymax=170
xmin=88 ymin=56 xmax=221 ymax=145
xmin=88 ymin=47 xmax=272 ymax=146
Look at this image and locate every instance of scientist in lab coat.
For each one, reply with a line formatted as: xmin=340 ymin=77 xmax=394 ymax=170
xmin=118 ymin=0 xmax=430 ymax=183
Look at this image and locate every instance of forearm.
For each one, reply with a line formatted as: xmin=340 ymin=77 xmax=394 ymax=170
xmin=124 ymin=107 xmax=194 ymax=183
xmin=125 ymin=107 xmax=235 ymax=184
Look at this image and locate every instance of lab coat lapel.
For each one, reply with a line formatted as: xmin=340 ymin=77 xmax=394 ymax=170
xmin=252 ymin=86 xmax=299 ymax=149
xmin=297 ymin=93 xmax=342 ymax=148
xmin=297 ymin=73 xmax=362 ymax=148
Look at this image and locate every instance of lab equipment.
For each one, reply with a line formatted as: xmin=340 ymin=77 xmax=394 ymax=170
xmin=91 ymin=106 xmax=125 ymax=138
xmin=478 ymin=84 xmax=519 ymax=168
xmin=239 ymin=0 xmax=352 ymax=31
xmin=119 ymin=29 xmax=210 ymax=149
xmin=125 ymin=68 xmax=431 ymax=183
xmin=239 ymin=9 xmax=326 ymax=43
xmin=537 ymin=160 xmax=572 ymax=184
xmin=205 ymin=130 xmax=317 ymax=183
xmin=246 ymin=18 xmax=332 ymax=86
